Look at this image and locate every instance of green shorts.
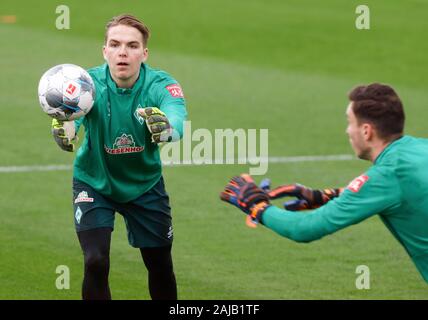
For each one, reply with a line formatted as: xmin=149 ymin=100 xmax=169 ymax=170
xmin=72 ymin=177 xmax=173 ymax=248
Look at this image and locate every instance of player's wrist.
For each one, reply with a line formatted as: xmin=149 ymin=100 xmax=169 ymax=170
xmin=246 ymin=201 xmax=271 ymax=228
xmin=51 ymin=119 xmax=77 ymax=152
xmin=312 ymin=190 xmax=324 ymax=205
xmin=314 ymin=188 xmax=342 ymax=205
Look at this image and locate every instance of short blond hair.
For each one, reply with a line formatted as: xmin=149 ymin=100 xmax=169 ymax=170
xmin=105 ymin=14 xmax=150 ymax=47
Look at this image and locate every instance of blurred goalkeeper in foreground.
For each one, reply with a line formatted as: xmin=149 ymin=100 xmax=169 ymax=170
xmin=52 ymin=14 xmax=187 ymax=299
xmin=221 ymin=83 xmax=428 ymax=283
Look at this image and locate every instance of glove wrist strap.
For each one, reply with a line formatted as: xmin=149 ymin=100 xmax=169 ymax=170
xmin=312 ymin=190 xmax=323 ymax=205
xmin=313 ymin=188 xmax=342 ymax=206
xmin=246 ymin=201 xmax=270 ymax=228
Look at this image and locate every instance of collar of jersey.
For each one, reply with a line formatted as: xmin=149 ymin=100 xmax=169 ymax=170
xmin=106 ymin=64 xmax=145 ymax=95
xmin=374 ymin=135 xmax=408 ymax=165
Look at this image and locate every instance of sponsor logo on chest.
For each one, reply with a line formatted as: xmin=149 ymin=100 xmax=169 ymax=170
xmin=104 ymin=133 xmax=144 ymax=154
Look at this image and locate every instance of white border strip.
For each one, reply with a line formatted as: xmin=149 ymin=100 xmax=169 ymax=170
xmin=0 ymin=154 xmax=355 ymax=173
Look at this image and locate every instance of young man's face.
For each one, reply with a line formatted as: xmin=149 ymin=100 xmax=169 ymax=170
xmin=346 ymin=103 xmax=371 ymax=160
xmin=103 ymin=24 xmax=148 ymax=87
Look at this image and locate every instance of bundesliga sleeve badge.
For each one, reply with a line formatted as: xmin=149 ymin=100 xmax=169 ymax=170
xmin=347 ymin=174 xmax=369 ymax=193
xmin=165 ymin=84 xmax=184 ymax=98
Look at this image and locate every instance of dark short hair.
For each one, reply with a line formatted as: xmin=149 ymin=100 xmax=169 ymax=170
xmin=105 ymin=14 xmax=150 ymax=47
xmin=348 ymin=83 xmax=405 ymax=140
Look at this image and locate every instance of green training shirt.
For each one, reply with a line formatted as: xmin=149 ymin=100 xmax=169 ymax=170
xmin=73 ymin=63 xmax=187 ymax=203
xmin=262 ymin=135 xmax=428 ymax=283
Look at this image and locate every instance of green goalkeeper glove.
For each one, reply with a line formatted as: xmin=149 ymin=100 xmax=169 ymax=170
xmin=137 ymin=107 xmax=173 ymax=144
xmin=51 ymin=119 xmax=78 ymax=152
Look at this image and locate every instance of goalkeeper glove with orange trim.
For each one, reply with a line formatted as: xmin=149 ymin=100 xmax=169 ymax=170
xmin=220 ymin=174 xmax=271 ymax=228
xmin=260 ymin=178 xmax=342 ymax=211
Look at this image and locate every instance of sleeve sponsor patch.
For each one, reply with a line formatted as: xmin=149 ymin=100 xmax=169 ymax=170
xmin=165 ymin=84 xmax=184 ymax=98
xmin=346 ymin=174 xmax=369 ymax=193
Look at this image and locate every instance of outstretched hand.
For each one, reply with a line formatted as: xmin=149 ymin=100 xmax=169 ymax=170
xmin=220 ymin=174 xmax=271 ymax=228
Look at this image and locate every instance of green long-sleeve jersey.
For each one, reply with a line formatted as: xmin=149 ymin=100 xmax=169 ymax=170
xmin=73 ymin=63 xmax=187 ymax=203
xmin=262 ymin=135 xmax=428 ymax=283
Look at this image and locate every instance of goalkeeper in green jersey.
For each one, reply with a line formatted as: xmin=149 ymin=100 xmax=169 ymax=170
xmin=221 ymin=83 xmax=428 ymax=283
xmin=51 ymin=14 xmax=187 ymax=299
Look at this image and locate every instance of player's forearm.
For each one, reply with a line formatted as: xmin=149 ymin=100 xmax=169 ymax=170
xmin=169 ymin=116 xmax=185 ymax=140
xmin=163 ymin=105 xmax=187 ymax=140
xmin=261 ymin=206 xmax=332 ymax=243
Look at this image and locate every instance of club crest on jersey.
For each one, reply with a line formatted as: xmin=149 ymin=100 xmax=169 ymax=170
xmin=134 ymin=106 xmax=145 ymax=125
xmin=347 ymin=174 xmax=369 ymax=193
xmin=74 ymin=191 xmax=94 ymax=203
xmin=166 ymin=84 xmax=184 ymax=98
xmin=104 ymin=134 xmax=144 ymax=154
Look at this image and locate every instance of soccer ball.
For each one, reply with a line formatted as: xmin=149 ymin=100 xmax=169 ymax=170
xmin=38 ymin=64 xmax=96 ymax=121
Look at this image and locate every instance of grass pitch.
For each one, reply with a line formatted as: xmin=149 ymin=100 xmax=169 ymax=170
xmin=0 ymin=0 xmax=427 ymax=299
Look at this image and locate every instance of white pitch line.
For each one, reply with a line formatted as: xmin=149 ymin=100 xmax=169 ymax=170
xmin=161 ymin=154 xmax=355 ymax=166
xmin=0 ymin=154 xmax=355 ymax=173
xmin=0 ymin=164 xmax=73 ymax=173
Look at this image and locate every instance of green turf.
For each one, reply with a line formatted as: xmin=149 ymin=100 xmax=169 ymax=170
xmin=0 ymin=0 xmax=427 ymax=299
